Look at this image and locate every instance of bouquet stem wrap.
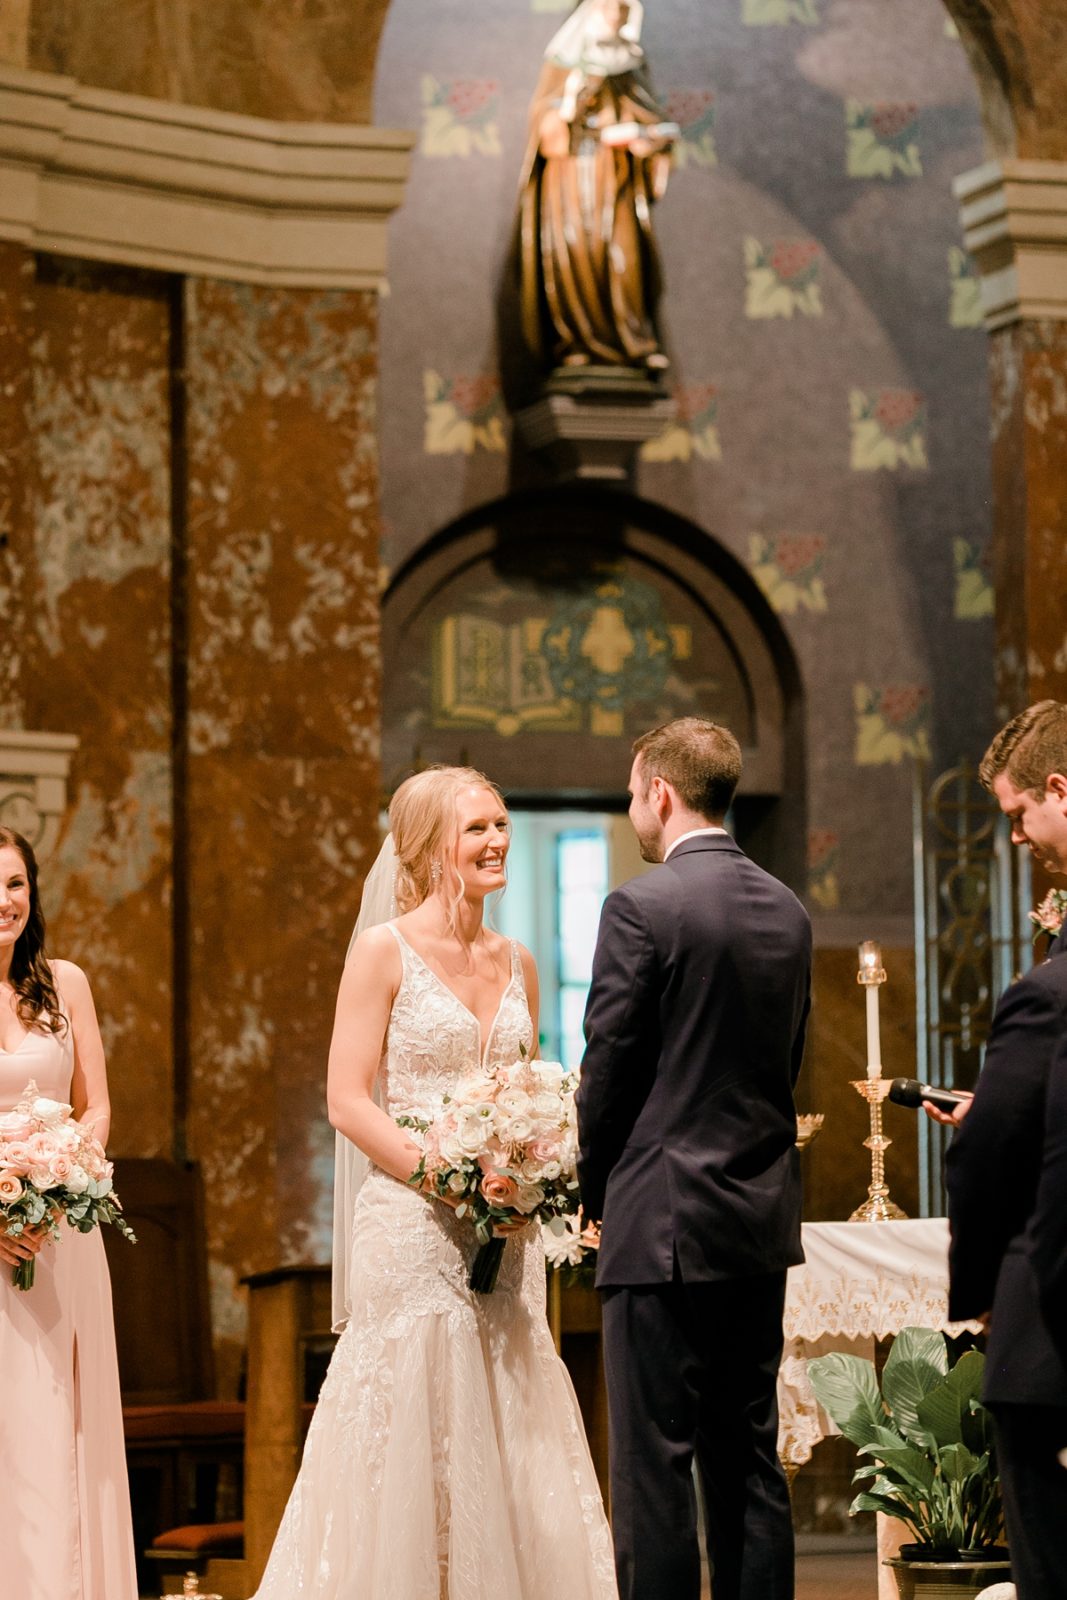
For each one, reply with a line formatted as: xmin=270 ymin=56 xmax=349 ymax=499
xmin=470 ymin=1237 xmax=507 ymax=1294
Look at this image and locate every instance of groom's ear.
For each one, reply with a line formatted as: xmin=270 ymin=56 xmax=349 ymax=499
xmin=1048 ymin=772 xmax=1067 ymax=808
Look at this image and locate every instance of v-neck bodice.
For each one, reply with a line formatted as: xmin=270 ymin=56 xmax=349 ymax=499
xmin=379 ymin=924 xmax=533 ymax=1123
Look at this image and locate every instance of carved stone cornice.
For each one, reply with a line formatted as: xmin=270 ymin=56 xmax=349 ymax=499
xmin=955 ymin=158 xmax=1067 ymax=329
xmin=0 ymin=729 xmax=79 ymax=861
xmin=0 ymin=66 xmax=414 ymax=289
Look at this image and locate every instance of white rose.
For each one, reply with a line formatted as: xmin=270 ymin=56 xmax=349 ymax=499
xmin=513 ymin=1183 xmax=544 ymax=1215
xmin=437 ymin=1130 xmax=468 ymax=1168
xmin=455 ymin=1119 xmax=489 ymax=1158
xmin=533 ymin=1061 xmax=565 ymax=1088
xmin=538 ymin=1159 xmax=562 ymax=1181
xmin=531 ymin=1092 xmax=563 ymax=1120
xmin=64 ymin=1165 xmax=90 ymax=1194
xmin=496 ymin=1087 xmax=532 ymax=1117
xmin=446 ymin=1170 xmax=470 ymax=1195
xmin=502 ymin=1114 xmax=534 ymax=1145
xmin=30 ymin=1096 xmax=72 ymax=1128
xmin=451 ymin=1075 xmax=498 ymax=1107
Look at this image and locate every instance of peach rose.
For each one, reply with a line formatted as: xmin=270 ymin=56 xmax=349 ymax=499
xmin=0 ymin=1169 xmax=24 ymax=1203
xmin=480 ymin=1172 xmax=519 ymax=1209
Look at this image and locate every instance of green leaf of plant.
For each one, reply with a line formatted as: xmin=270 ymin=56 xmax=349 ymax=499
xmin=937 ymin=1442 xmax=982 ymax=1485
xmin=882 ymin=1327 xmax=948 ymax=1448
xmin=856 ymin=1442 xmax=936 ymax=1496
xmin=807 ymin=1353 xmax=885 ymax=1446
xmin=916 ymin=1350 xmax=987 ymax=1449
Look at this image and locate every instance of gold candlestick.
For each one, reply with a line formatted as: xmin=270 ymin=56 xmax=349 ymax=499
xmin=850 ymin=942 xmax=907 ymax=1223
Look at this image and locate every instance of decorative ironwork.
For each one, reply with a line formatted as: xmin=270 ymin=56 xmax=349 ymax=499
xmin=913 ymin=760 xmax=1030 ymax=1214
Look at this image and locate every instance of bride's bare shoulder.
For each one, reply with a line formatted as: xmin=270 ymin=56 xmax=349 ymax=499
xmin=344 ymin=922 xmax=402 ymax=979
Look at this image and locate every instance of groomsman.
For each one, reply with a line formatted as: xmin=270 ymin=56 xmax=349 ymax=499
xmin=934 ymin=700 xmax=1067 ymax=1600
xmin=577 ymin=717 xmax=811 ymax=1600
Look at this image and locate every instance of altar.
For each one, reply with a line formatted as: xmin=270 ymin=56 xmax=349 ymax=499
xmin=779 ymin=1217 xmax=983 ymax=1600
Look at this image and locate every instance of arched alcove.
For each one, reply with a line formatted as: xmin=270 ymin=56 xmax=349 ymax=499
xmin=383 ymin=486 xmax=806 ymax=887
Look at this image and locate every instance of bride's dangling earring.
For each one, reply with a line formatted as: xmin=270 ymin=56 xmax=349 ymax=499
xmin=431 ymin=861 xmax=442 ymax=886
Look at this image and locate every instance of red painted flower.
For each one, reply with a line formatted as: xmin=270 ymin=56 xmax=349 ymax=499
xmin=446 ymin=79 xmax=499 ymax=121
xmin=666 ymin=89 xmax=715 ymax=132
xmin=449 ymin=374 xmax=500 ymax=418
xmin=769 ymin=240 xmax=821 ymax=283
xmin=874 ymin=389 xmax=924 ymax=433
xmin=807 ymin=829 xmax=839 ymax=869
xmin=774 ymin=535 xmax=825 ymax=578
xmin=879 ymin=684 xmax=929 ymax=727
xmin=675 ymin=383 xmax=718 ymax=423
xmin=870 ymin=102 xmax=918 ymax=141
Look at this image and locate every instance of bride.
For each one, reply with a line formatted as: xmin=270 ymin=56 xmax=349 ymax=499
xmin=253 ymin=765 xmax=617 ymax=1599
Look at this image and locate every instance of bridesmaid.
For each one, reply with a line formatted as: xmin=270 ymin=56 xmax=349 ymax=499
xmin=0 ymin=826 xmax=137 ymax=1600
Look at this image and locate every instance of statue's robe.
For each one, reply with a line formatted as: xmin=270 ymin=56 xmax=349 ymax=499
xmin=519 ymin=62 xmax=670 ymax=371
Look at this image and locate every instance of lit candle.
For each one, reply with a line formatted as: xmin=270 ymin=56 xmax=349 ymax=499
xmin=857 ymin=941 xmax=886 ymax=1080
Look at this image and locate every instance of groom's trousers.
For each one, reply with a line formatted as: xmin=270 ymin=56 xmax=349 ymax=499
xmin=600 ymin=1268 xmax=792 ymax=1600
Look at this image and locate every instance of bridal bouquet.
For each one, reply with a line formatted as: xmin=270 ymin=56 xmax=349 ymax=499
xmin=400 ymin=1050 xmax=581 ymax=1293
xmin=0 ymin=1080 xmax=136 ymax=1290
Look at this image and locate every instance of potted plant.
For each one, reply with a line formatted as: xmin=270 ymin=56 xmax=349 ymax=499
xmin=807 ymin=1326 xmax=1011 ymax=1600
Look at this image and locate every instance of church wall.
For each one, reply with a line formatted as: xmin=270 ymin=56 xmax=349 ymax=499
xmin=372 ymin=0 xmax=994 ymax=948
xmin=371 ymin=0 xmax=993 ymax=1234
xmin=0 ymin=246 xmax=177 ymax=1158
xmin=0 ymin=241 xmax=385 ymax=1388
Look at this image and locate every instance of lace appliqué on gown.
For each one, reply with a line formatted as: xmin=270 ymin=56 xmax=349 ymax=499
xmin=255 ymin=930 xmax=617 ymax=1600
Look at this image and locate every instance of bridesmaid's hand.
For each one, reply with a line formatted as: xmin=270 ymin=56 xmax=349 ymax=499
xmin=0 ymin=1223 xmax=47 ymax=1266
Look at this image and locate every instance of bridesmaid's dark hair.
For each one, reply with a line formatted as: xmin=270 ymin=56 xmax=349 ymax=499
xmin=0 ymin=827 xmax=65 ymax=1034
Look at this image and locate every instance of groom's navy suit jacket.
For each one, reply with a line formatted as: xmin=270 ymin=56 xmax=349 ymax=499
xmin=577 ymin=834 xmax=812 ymax=1287
xmin=946 ymin=927 xmax=1067 ymax=1406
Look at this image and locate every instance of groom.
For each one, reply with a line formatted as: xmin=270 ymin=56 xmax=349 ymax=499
xmin=576 ymin=717 xmax=811 ymax=1600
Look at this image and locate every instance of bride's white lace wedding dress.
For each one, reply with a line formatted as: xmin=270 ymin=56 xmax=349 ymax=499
xmin=254 ymin=925 xmax=617 ymax=1600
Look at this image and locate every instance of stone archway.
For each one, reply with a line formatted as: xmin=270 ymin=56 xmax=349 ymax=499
xmin=382 ymin=484 xmax=806 ymax=889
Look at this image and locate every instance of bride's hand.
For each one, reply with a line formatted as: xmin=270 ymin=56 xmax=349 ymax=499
xmin=493 ymin=1216 xmax=534 ymax=1237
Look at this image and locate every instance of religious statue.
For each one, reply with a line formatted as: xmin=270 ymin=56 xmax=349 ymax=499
xmin=518 ymin=0 xmax=677 ymax=378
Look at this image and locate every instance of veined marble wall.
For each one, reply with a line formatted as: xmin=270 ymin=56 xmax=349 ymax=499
xmin=0 ymin=244 xmax=383 ymax=1387
xmin=0 ymin=247 xmax=176 ymax=1153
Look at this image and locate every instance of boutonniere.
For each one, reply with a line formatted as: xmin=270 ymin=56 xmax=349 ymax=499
xmin=1028 ymin=888 xmax=1067 ymax=945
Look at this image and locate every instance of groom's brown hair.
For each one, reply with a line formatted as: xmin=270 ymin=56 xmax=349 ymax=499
xmin=979 ymin=700 xmax=1067 ymax=797
xmin=633 ymin=717 xmax=742 ymax=821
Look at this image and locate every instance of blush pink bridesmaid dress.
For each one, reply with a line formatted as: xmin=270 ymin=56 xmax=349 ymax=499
xmin=0 ymin=1015 xmax=138 ymax=1600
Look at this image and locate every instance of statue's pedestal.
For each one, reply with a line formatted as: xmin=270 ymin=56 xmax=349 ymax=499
xmin=514 ymin=366 xmax=675 ymax=482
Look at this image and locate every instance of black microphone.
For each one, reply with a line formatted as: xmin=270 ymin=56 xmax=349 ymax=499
xmin=888 ymin=1077 xmax=971 ymax=1114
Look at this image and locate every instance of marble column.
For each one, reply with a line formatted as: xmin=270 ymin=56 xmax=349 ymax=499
xmin=182 ymin=279 xmax=382 ymax=1388
xmin=957 ymin=161 xmax=1067 ymax=714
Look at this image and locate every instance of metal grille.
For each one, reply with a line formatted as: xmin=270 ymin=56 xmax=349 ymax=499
xmin=913 ymin=761 xmax=1031 ymax=1215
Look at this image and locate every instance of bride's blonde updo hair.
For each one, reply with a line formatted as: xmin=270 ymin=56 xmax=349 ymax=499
xmin=389 ymin=765 xmax=507 ymax=920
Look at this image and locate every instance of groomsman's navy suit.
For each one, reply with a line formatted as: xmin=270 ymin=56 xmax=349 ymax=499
xmin=577 ymin=832 xmax=811 ymax=1600
xmin=946 ymin=924 xmax=1067 ymax=1600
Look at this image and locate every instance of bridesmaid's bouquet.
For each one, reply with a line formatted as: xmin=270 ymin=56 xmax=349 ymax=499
xmin=400 ymin=1049 xmax=581 ymax=1293
xmin=0 ymin=1080 xmax=136 ymax=1289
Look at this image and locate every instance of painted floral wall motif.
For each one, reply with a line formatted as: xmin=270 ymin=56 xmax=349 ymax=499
xmin=375 ymin=0 xmax=993 ymax=931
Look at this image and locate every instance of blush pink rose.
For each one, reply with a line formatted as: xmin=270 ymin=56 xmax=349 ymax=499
xmin=480 ymin=1172 xmax=519 ymax=1209
xmin=0 ymin=1169 xmax=24 ymax=1203
xmin=2 ymin=1141 xmax=33 ymax=1173
xmin=0 ymin=1111 xmax=33 ymax=1141
xmin=50 ymin=1153 xmax=74 ymax=1184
